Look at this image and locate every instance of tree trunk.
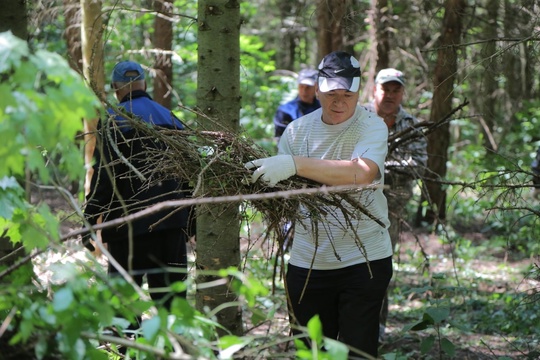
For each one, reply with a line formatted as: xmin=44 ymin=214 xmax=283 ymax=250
xmin=363 ymin=0 xmax=390 ymax=104
xmin=316 ymin=0 xmax=349 ymax=59
xmin=420 ymin=0 xmax=466 ymax=224
xmin=195 ymin=0 xmax=243 ymax=336
xmin=63 ymin=0 xmax=84 ymax=194
xmin=503 ymin=0 xmax=532 ymax=103
xmin=153 ymin=0 xmax=173 ymax=109
xmin=479 ymin=0 xmax=499 ymax=154
xmin=498 ymin=1 xmax=534 ymax=142
xmin=80 ymin=0 xmax=104 ymax=196
xmin=373 ymin=0 xmax=390 ymax=71
xmin=63 ymin=0 xmax=83 ymax=74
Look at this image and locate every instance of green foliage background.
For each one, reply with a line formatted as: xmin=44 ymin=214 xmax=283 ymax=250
xmin=1 ymin=1 xmax=540 ymax=359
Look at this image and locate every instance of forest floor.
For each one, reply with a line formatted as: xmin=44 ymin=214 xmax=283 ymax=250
xmin=27 ymin=187 xmax=540 ymax=359
xmin=376 ymin=229 xmax=539 ymax=360
xmin=237 ymin=226 xmax=540 ymax=360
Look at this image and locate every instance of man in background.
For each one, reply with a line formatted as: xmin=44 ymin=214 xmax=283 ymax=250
xmin=273 ymin=68 xmax=320 ymax=140
xmin=365 ymin=68 xmax=428 ymax=340
xmin=83 ymin=60 xmax=192 ymax=310
xmin=532 ymin=145 xmax=540 ymax=198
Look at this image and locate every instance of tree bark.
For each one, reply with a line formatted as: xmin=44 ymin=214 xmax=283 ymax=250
xmin=63 ymin=0 xmax=83 ymax=74
xmin=195 ymin=0 xmax=243 ymax=336
xmin=479 ymin=0 xmax=499 ymax=153
xmin=153 ymin=0 xmax=173 ymax=109
xmin=420 ymin=0 xmax=467 ymax=224
xmin=363 ymin=0 xmax=390 ymax=104
xmin=373 ymin=0 xmax=389 ymax=71
xmin=80 ymin=0 xmax=104 ymax=196
xmin=316 ymin=0 xmax=349 ymax=59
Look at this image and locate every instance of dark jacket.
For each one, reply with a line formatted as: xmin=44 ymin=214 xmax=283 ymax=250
xmin=273 ymin=97 xmax=320 ymax=138
xmin=532 ymin=146 xmax=540 ymax=187
xmin=84 ymin=90 xmax=190 ymax=241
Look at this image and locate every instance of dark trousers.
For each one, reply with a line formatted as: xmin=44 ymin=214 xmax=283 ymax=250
xmin=286 ymin=257 xmax=393 ymax=358
xmin=107 ymin=229 xmax=188 ymax=310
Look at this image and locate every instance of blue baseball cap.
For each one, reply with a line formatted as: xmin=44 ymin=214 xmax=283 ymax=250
xmin=317 ymin=51 xmax=361 ymax=93
xmin=111 ymin=60 xmax=145 ymax=83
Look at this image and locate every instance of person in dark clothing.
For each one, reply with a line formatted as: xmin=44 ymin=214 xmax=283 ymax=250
xmin=532 ymin=146 xmax=540 ymax=187
xmin=83 ymin=60 xmax=191 ymax=310
xmin=273 ymin=68 xmax=321 ymax=139
xmin=532 ymin=145 xmax=540 ymax=198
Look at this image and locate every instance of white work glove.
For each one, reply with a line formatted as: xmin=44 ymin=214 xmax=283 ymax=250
xmin=385 ymin=159 xmax=410 ymax=168
xmin=244 ymin=155 xmax=297 ymax=187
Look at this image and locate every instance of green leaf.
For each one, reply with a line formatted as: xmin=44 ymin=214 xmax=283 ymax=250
xmin=141 ymin=316 xmax=161 ymax=341
xmin=170 ymin=280 xmax=187 ymax=293
xmin=0 ymin=31 xmax=29 ymax=73
xmin=294 ymin=338 xmax=309 ymax=351
xmin=0 ymin=176 xmax=27 ymax=219
xmin=53 ymin=287 xmax=74 ymax=312
xmin=322 ymin=337 xmax=349 ymax=360
xmin=420 ymin=335 xmax=435 ymax=354
xmin=250 ymin=308 xmax=266 ymax=326
xmin=38 ymin=306 xmax=57 ymax=325
xmin=425 ymin=306 xmax=450 ymax=324
xmin=111 ymin=316 xmax=132 ymax=331
xmin=34 ymin=336 xmax=49 ymax=359
xmin=219 ymin=335 xmax=251 ymax=358
xmin=85 ymin=348 xmax=109 ymax=360
xmin=404 ymin=285 xmax=432 ymax=296
xmin=19 ymin=216 xmax=49 ymax=250
xmin=307 ymin=315 xmax=323 ymax=345
xmin=404 ymin=319 xmax=431 ymax=331
xmin=170 ymin=297 xmax=195 ymax=320
xmin=441 ymin=337 xmax=456 ymax=357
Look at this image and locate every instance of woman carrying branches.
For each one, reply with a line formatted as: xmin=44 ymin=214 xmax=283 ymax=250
xmin=245 ymin=51 xmax=392 ymax=359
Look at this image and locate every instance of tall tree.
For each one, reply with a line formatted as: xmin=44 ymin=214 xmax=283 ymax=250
xmin=316 ymin=0 xmax=349 ymax=59
xmin=63 ymin=0 xmax=83 ymax=74
xmin=420 ymin=0 xmax=467 ymax=224
xmin=364 ymin=0 xmax=390 ymax=104
xmin=371 ymin=0 xmax=390 ymax=71
xmin=80 ymin=0 xmax=105 ymax=195
xmin=478 ymin=0 xmax=499 ymax=153
xmin=153 ymin=0 xmax=173 ymax=108
xmin=499 ymin=0 xmax=535 ymax=142
xmin=195 ymin=0 xmax=243 ymax=336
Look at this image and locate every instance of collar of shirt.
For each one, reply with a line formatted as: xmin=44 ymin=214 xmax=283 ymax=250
xmin=119 ymin=90 xmax=152 ymax=104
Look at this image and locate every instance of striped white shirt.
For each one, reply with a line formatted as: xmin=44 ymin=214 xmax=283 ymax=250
xmin=278 ymin=106 xmax=393 ymax=270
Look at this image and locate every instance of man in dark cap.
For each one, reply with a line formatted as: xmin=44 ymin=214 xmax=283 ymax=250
xmin=245 ymin=51 xmax=392 ymax=358
xmin=273 ymin=68 xmax=321 ymax=140
xmin=83 ymin=60 xmax=192 ymax=310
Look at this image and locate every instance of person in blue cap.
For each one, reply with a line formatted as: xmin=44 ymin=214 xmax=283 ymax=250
xmin=83 ymin=60 xmax=192 ymax=311
xmin=245 ymin=51 xmax=392 ymax=358
xmin=273 ymin=68 xmax=321 ymax=140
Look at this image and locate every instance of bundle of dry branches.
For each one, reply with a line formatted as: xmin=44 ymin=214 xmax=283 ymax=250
xmin=122 ymin=117 xmax=382 ymax=254
xmin=101 ymin=98 xmax=471 ymax=262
